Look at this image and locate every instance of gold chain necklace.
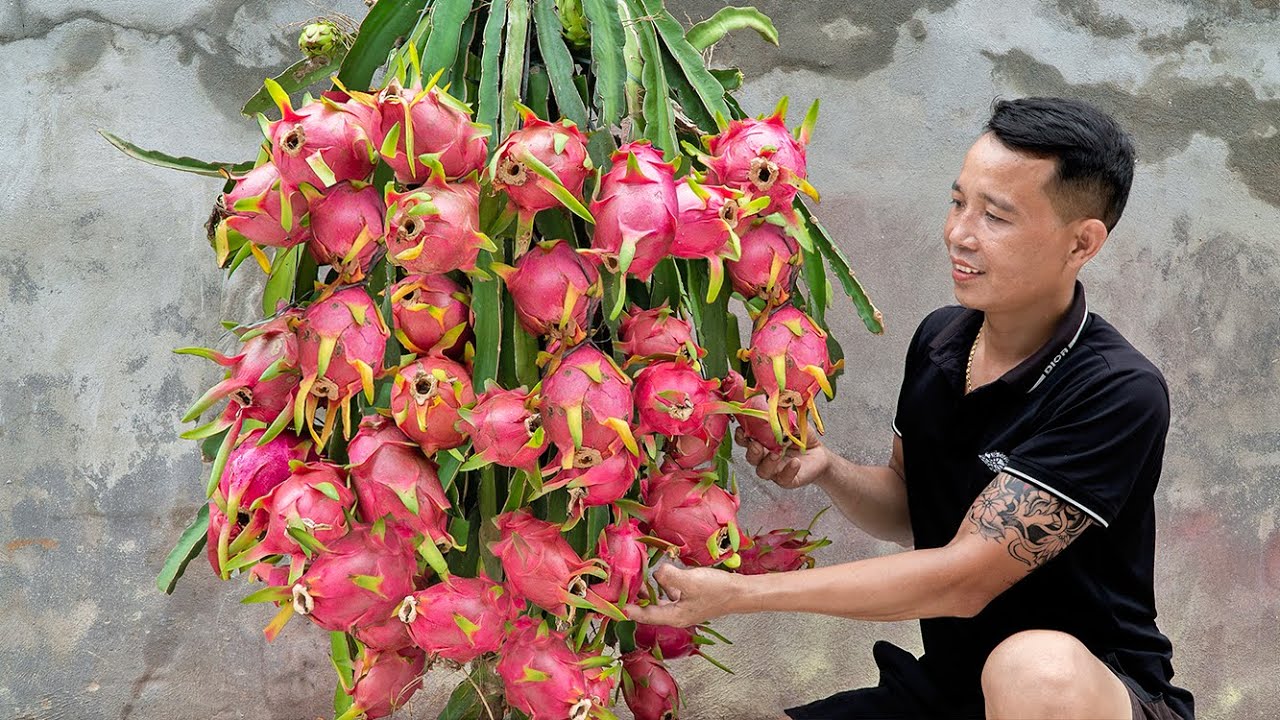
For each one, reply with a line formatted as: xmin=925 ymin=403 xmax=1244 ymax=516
xmin=965 ymin=324 xmax=983 ymax=394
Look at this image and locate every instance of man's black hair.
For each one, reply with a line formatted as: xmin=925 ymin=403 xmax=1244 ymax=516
xmin=985 ymin=97 xmax=1136 ymax=231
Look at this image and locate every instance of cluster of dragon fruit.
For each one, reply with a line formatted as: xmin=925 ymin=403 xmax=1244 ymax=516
xmin=186 ymin=69 xmax=839 ymax=720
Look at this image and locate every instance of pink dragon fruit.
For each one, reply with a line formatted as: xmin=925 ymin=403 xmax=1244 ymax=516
xmin=178 ymin=312 xmax=299 ymax=433
xmin=539 ymin=346 xmax=638 ymax=469
xmin=456 ymin=384 xmax=546 ymax=473
xmin=641 ymin=469 xmax=747 ymax=568
xmin=671 ymin=178 xmax=770 ymax=302
xmin=736 ymin=527 xmax=830 ymax=576
xmin=726 ymin=220 xmax=801 ymax=305
xmin=292 ymin=287 xmax=390 ymax=445
xmin=622 ymin=650 xmax=681 ymax=720
xmin=238 ymin=461 xmax=356 ymax=577
xmin=385 ymin=175 xmax=492 ymax=275
xmin=616 ymin=305 xmax=702 ymax=364
xmin=266 ymin=82 xmax=377 ymax=190
xmin=722 ymin=370 xmax=798 ymax=453
xmin=490 ymin=509 xmax=609 ymax=619
xmin=541 ymin=449 xmax=641 ymax=522
xmin=389 ymin=356 xmax=475 ymax=455
xmin=497 ymin=616 xmax=616 ymax=720
xmin=491 ymin=107 xmax=594 ymax=240
xmin=388 ymin=274 xmax=472 ymax=358
xmin=351 ymin=615 xmax=416 ymax=654
xmin=739 ymin=306 xmax=843 ymax=446
xmin=633 ymin=360 xmax=724 ymax=438
xmin=397 ymin=575 xmax=521 ymax=663
xmin=218 ymin=162 xmax=308 ymax=249
xmin=347 ymin=416 xmax=453 ymax=547
xmin=591 ymin=518 xmax=649 ymax=606
xmin=663 ymin=411 xmax=729 ymax=470
xmin=299 ymin=180 xmax=384 ymax=281
xmin=702 ymin=97 xmax=819 ymax=222
xmin=634 ymin=623 xmax=704 ymax=660
xmin=588 ymin=141 xmax=678 ymax=282
xmin=285 ymin=523 xmax=419 ymax=637
xmin=214 ymin=428 xmax=314 ymax=528
xmin=492 ymin=240 xmax=601 ymax=345
xmin=354 ymin=75 xmax=488 ymax=184
xmin=339 ymin=649 xmax=426 ymax=720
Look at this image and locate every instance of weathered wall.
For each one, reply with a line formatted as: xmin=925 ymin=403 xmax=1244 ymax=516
xmin=3 ymin=0 xmax=1278 ymax=718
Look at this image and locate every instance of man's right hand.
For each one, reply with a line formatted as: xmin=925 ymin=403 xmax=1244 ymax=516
xmin=734 ymin=428 xmax=832 ymax=490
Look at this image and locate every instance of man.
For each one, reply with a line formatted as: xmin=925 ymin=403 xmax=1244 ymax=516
xmin=624 ymin=97 xmax=1193 ymax=719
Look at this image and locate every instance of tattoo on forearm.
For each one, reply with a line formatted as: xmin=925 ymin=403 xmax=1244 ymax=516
xmin=967 ymin=473 xmax=1092 ymax=567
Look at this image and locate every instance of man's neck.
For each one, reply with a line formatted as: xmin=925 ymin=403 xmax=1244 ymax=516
xmin=980 ymin=282 xmax=1076 ymax=367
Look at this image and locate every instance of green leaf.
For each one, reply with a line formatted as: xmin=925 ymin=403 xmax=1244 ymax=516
xmin=479 ymin=467 xmax=502 ymax=578
xmin=241 ymin=50 xmax=348 ymax=117
xmin=686 ymin=6 xmax=779 ymax=52
xmin=438 ymin=660 xmax=505 ymax=720
xmin=337 ymin=0 xmax=426 ymax=91
xmin=798 ymin=202 xmax=884 ymax=334
xmin=477 ymin=0 xmax=507 ymax=135
xmin=470 ymin=252 xmax=502 ymax=387
xmin=330 ymin=631 xmax=356 ymax=695
xmin=422 ymin=0 xmax=475 ymax=81
xmin=802 ymin=240 xmax=830 ymax=326
xmin=262 ymin=245 xmax=302 ymax=317
xmin=155 ymin=504 xmax=210 ymax=594
xmin=661 ymin=42 xmax=716 ymax=132
xmin=99 ymin=131 xmax=253 ymax=178
xmin=449 ymin=8 xmax=481 ymax=103
xmin=525 ymin=65 xmax=552 ymax=120
xmin=640 ymin=0 xmax=733 ymax=122
xmin=533 ymin=0 xmax=590 ymax=129
xmin=500 ymin=0 xmax=531 ymax=138
xmin=686 ymin=261 xmax=731 ymax=377
xmin=581 ymin=0 xmax=626 ymax=128
xmin=710 ymin=67 xmax=744 ymax=92
xmin=625 ymin=0 xmax=677 ymax=158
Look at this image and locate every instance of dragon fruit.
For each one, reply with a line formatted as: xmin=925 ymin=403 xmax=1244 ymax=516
xmin=354 ymin=75 xmax=488 ymax=184
xmin=214 ymin=428 xmax=314 ymax=526
xmin=397 ymin=575 xmax=521 ymax=663
xmin=293 ymin=287 xmax=389 ymax=446
xmin=702 ymin=97 xmax=819 ymax=222
xmin=389 ymin=356 xmax=475 ymax=455
xmin=178 ymin=312 xmax=299 ymax=433
xmin=496 ymin=616 xmax=616 ymax=720
xmin=633 ymin=360 xmax=724 ymax=438
xmin=285 ymin=523 xmax=418 ymax=637
xmin=299 ymin=180 xmax=384 ymax=281
xmin=588 ymin=141 xmax=678 ymax=282
xmin=266 ymin=83 xmax=376 ymax=191
xmin=388 ymin=274 xmax=472 ymax=359
xmin=739 ymin=306 xmax=843 ymax=446
xmin=492 ymin=240 xmax=601 ymax=345
xmin=456 ymin=384 xmax=546 ymax=472
xmin=726 ymin=220 xmax=801 ymax=305
xmin=491 ymin=107 xmax=593 ymax=241
xmin=385 ymin=175 xmax=492 ymax=276
xmin=541 ymin=449 xmax=640 ymax=522
xmin=539 ymin=346 xmax=638 ymax=469
xmin=347 ymin=416 xmax=453 ymax=547
xmin=338 ymin=648 xmax=426 ymax=720
xmin=622 ymin=650 xmax=681 ymax=720
xmin=616 ymin=305 xmax=702 ymax=364
xmin=490 ymin=509 xmax=608 ymax=619
xmin=663 ymin=411 xmax=729 ymax=470
xmin=736 ymin=527 xmax=830 ymax=576
xmin=634 ymin=623 xmax=703 ymax=660
xmin=671 ymin=178 xmax=770 ymax=302
xmin=641 ymin=470 xmax=747 ymax=568
xmin=351 ymin=615 xmax=416 ymax=654
xmin=237 ymin=461 xmax=356 ymax=577
xmin=722 ymin=370 xmax=798 ymax=452
xmin=218 ymin=162 xmax=308 ymax=249
xmin=591 ymin=519 xmax=649 ymax=606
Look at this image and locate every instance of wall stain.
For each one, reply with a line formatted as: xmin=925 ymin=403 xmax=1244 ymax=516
xmin=4 ymin=538 xmax=60 ymax=556
xmin=2 ymin=258 xmax=41 ymax=305
xmin=1054 ymin=0 xmax=1136 ymax=38
xmin=983 ymin=48 xmax=1280 ymax=208
xmin=1137 ymin=17 xmax=1215 ymax=54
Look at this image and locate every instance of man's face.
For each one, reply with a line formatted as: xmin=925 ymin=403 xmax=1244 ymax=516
xmin=943 ymin=133 xmax=1079 ymax=313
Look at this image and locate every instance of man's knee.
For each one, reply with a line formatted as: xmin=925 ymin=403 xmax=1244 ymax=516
xmin=981 ymin=630 xmax=1130 ymax=719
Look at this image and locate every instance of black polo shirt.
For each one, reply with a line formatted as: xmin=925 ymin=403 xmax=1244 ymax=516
xmin=893 ymin=282 xmax=1193 ymax=718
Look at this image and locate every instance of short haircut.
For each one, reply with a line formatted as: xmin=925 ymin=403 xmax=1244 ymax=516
xmin=984 ymin=97 xmax=1136 ymax=231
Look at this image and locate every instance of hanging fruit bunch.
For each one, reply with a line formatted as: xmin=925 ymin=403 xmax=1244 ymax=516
xmin=109 ymin=1 xmax=882 ymax=718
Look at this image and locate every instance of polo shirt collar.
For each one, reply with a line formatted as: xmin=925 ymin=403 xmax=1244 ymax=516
xmin=928 ymin=281 xmax=1090 ymax=394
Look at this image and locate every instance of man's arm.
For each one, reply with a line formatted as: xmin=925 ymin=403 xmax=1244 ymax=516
xmin=739 ymin=433 xmax=913 ymax=547
xmin=626 ymin=472 xmax=1092 ymax=626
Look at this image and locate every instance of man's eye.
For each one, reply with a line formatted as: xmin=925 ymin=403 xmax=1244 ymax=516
xmin=985 ymin=211 xmax=1005 ymax=223
xmin=950 ymin=198 xmax=964 ymax=209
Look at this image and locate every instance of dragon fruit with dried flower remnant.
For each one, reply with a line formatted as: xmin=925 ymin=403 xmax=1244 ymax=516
xmin=456 ymin=384 xmax=546 ymax=473
xmin=292 ymin=287 xmax=389 ymax=446
xmin=337 ymin=648 xmax=426 ymax=720
xmin=299 ymin=180 xmax=384 ymax=281
xmin=540 ymin=448 xmax=640 ymax=523
xmin=397 ymin=574 xmax=521 ymax=663
xmin=389 ymin=355 xmax=475 ymax=456
xmin=726 ymin=219 xmax=801 ymax=305
xmin=491 ymin=106 xmax=594 ymax=241
xmin=347 ymin=416 xmax=453 ymax=547
xmin=588 ymin=141 xmax=678 ymax=284
xmin=539 ymin=346 xmax=638 ymax=469
xmin=616 ymin=304 xmax=702 ymax=365
xmin=641 ymin=469 xmax=747 ymax=569
xmin=633 ymin=359 xmax=724 ymax=439
xmin=218 ymin=162 xmax=308 ymax=249
xmin=622 ymin=650 xmax=681 ymax=720
xmin=265 ymin=80 xmax=376 ymax=191
xmin=492 ymin=240 xmax=601 ymax=346
xmin=662 ymin=410 xmax=729 ymax=470
xmin=490 ymin=509 xmax=612 ymax=619
xmin=385 ymin=173 xmax=493 ymax=275
xmin=496 ymin=616 xmax=617 ymax=720
xmin=702 ymin=97 xmax=820 ymax=223
xmin=388 ymin=274 xmax=472 ymax=359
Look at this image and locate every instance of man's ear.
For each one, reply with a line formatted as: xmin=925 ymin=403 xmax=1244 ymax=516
xmin=1069 ymin=218 xmax=1108 ymax=268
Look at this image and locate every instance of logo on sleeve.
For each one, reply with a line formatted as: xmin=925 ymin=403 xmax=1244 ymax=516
xmin=978 ymin=451 xmax=1008 ymax=473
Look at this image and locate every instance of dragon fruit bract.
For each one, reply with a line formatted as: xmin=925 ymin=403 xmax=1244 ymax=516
xmin=589 ymin=141 xmax=677 ymax=281
xmin=300 ymin=180 xmax=384 ymax=281
xmin=497 ymin=616 xmax=616 ymax=720
xmin=457 ymin=385 xmax=546 ymax=472
xmin=398 ymin=575 xmax=521 ymax=663
xmin=642 ymin=470 xmax=746 ymax=568
xmin=703 ymin=98 xmax=819 ymax=222
xmin=539 ymin=346 xmax=637 ymax=469
xmin=388 ymin=274 xmax=472 ymax=358
xmin=389 ymin=356 xmax=475 ymax=455
xmin=385 ymin=175 xmax=491 ymax=275
xmin=267 ymin=88 xmax=376 ymax=191
xmin=622 ymin=650 xmax=681 ymax=720
xmin=493 ymin=240 xmax=601 ymax=346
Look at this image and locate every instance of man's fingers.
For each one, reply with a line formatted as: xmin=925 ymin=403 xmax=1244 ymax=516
xmin=756 ymin=452 xmax=786 ymax=480
xmin=776 ymin=458 xmax=802 ymax=488
xmin=743 ymin=440 xmax=766 ymax=465
xmin=733 ymin=428 xmax=748 ymax=447
xmin=624 ymin=600 xmax=688 ymax=628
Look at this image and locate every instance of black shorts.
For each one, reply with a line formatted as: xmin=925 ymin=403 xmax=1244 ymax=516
xmin=783 ymin=641 xmax=1185 ymax=720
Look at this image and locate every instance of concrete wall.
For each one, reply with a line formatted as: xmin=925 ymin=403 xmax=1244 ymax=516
xmin=3 ymin=0 xmax=1278 ymax=717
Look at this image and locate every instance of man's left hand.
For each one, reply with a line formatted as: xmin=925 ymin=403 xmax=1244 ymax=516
xmin=623 ymin=562 xmax=743 ymax=627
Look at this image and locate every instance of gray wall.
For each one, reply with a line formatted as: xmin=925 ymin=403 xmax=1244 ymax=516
xmin=3 ymin=0 xmax=1278 ymax=718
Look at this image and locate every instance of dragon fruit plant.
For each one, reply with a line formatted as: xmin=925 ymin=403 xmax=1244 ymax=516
xmin=113 ymin=1 xmax=884 ymax=717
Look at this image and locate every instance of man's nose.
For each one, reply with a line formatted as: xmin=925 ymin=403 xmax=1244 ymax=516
xmin=946 ymin=216 xmax=978 ymax=249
